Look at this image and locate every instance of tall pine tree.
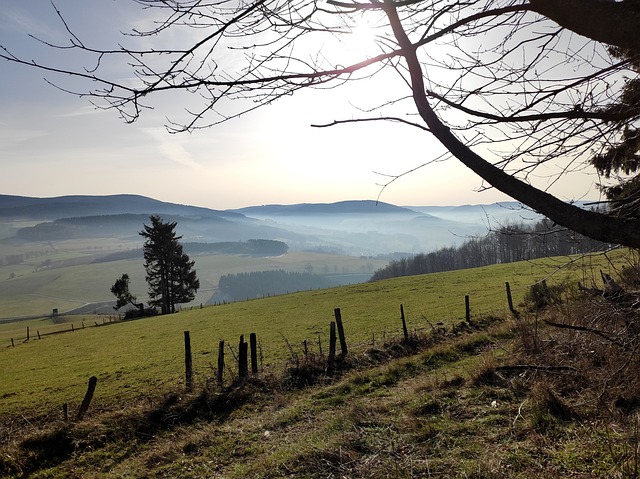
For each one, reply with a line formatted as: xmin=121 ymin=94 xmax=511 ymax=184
xmin=139 ymin=215 xmax=199 ymax=314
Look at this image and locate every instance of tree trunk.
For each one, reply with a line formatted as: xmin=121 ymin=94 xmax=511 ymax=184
xmin=529 ymin=0 xmax=640 ymax=54
xmin=384 ymin=0 xmax=640 ymax=248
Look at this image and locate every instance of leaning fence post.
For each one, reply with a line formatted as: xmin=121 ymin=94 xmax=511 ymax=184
xmin=238 ymin=335 xmax=248 ymax=378
xmin=217 ymin=339 xmax=225 ymax=384
xmin=184 ymin=331 xmax=193 ymax=392
xmin=334 ymin=308 xmax=348 ymax=357
xmin=250 ymin=333 xmax=258 ymax=374
xmin=76 ymin=376 xmax=97 ymax=421
xmin=328 ymin=321 xmax=337 ymax=369
xmin=400 ymin=304 xmax=409 ymax=342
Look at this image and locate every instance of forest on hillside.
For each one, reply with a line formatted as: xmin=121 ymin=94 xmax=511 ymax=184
xmin=89 ymin=239 xmax=288 ymax=265
xmin=184 ymin=239 xmax=288 ymax=256
xmin=371 ymin=218 xmax=613 ymax=281
xmin=217 ymin=269 xmax=334 ymax=301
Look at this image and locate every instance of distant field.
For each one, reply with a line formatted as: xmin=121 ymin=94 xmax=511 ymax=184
xmin=0 ymin=249 xmax=629 ymax=419
xmin=0 ymin=248 xmax=388 ymax=319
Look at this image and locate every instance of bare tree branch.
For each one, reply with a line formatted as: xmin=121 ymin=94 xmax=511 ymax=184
xmin=3 ymin=0 xmax=640 ymax=246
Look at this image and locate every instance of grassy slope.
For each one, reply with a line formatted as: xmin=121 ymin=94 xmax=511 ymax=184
xmin=0 ymin=250 xmax=634 ymax=478
xmin=0 ymin=251 xmax=625 ymax=418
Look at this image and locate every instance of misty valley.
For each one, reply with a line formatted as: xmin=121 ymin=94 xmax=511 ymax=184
xmin=0 ymin=194 xmax=536 ymax=320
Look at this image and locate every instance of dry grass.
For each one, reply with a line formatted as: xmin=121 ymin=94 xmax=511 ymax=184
xmin=512 ymin=270 xmax=640 ymax=421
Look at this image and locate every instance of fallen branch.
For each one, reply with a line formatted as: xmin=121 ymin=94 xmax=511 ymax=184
xmin=544 ymin=320 xmax=629 ymax=350
xmin=577 ymin=281 xmax=603 ymax=296
xmin=495 ymin=364 xmax=577 ymax=374
xmin=601 ymin=270 xmax=623 ymax=294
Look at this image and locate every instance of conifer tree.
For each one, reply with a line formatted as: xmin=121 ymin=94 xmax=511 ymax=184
xmin=139 ymin=215 xmax=199 ymax=314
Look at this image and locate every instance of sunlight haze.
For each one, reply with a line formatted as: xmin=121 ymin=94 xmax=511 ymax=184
xmin=0 ymin=1 xmax=602 ymax=210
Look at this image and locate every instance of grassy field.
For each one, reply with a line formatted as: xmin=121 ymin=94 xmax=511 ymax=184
xmin=0 ymin=247 xmax=388 ymax=319
xmin=0 ymin=249 xmax=628 ymax=420
xmin=1 ymin=248 xmax=637 ymax=478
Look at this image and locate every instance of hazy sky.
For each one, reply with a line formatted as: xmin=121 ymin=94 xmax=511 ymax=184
xmin=0 ymin=1 xmax=603 ymax=210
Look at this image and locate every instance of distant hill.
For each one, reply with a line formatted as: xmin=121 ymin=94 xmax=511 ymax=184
xmin=230 ymin=199 xmax=481 ymax=254
xmin=0 ymin=195 xmax=536 ymax=255
xmin=9 ymin=211 xmax=304 ymax=246
xmin=0 ymin=194 xmax=242 ymax=221
xmin=233 ymin=200 xmax=428 ymax=217
xmin=0 ymin=195 xmax=307 ymax=247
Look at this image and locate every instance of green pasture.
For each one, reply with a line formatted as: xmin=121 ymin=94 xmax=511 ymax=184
xmin=0 ymin=314 xmax=106 ymax=344
xmin=0 ymin=250 xmax=629 ymax=419
xmin=0 ymin=250 xmax=388 ymax=319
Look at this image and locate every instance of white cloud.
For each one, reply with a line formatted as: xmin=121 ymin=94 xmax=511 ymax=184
xmin=54 ymin=105 xmax=103 ymax=118
xmin=143 ymin=128 xmax=203 ymax=170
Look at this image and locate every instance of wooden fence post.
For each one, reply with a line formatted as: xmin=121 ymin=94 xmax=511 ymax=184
xmin=334 ymin=308 xmax=348 ymax=357
xmin=184 ymin=331 xmax=193 ymax=392
xmin=217 ymin=340 xmax=225 ymax=385
xmin=11 ymin=338 xmax=14 ymax=348
xmin=328 ymin=321 xmax=337 ymax=368
xmin=505 ymin=281 xmax=519 ymax=317
xmin=37 ymin=330 xmax=41 ymax=340
xmin=238 ymin=335 xmax=248 ymax=378
xmin=400 ymin=304 xmax=409 ymax=342
xmin=76 ymin=376 xmax=97 ymax=421
xmin=26 ymin=326 xmax=30 ymax=341
xmin=250 ymin=333 xmax=258 ymax=374
xmin=465 ymin=295 xmax=471 ymax=323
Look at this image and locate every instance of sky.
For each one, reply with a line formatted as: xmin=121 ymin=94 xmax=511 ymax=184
xmin=0 ymin=1 xmax=604 ymax=211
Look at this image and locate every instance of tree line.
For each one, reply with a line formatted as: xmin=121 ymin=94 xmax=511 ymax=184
xmin=217 ymin=270 xmax=334 ymax=301
xmin=370 ymin=219 xmax=613 ymax=282
xmin=184 ymin=239 xmax=288 ymax=257
xmin=16 ymin=214 xmax=147 ymax=241
xmin=95 ymin=240 xmax=288 ymax=264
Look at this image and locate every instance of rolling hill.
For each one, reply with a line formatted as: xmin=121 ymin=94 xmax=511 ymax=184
xmin=0 ymin=195 xmax=542 ymax=319
xmin=0 ymin=194 xmax=241 ymax=220
xmin=0 ymin=195 xmax=492 ymax=255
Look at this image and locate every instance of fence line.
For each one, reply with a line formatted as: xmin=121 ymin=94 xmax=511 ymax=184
xmin=10 ymin=284 xmax=522 ymax=424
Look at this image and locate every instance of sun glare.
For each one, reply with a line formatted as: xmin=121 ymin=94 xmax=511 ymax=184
xmin=346 ymin=21 xmax=378 ymax=59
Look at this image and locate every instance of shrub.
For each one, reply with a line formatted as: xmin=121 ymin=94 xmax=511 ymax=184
xmin=524 ymin=280 xmax=567 ymax=311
